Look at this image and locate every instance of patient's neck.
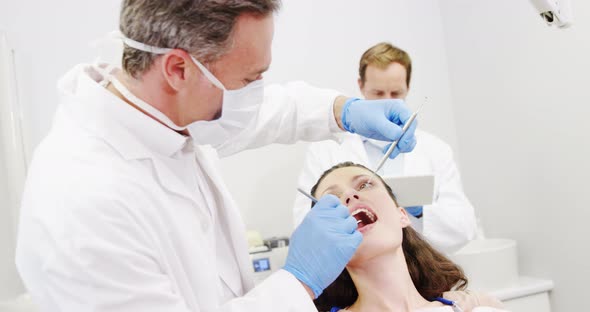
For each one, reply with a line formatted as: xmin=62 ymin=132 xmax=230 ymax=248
xmin=346 ymin=248 xmax=436 ymax=312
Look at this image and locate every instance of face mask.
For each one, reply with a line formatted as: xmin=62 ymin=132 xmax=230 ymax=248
xmin=110 ymin=32 xmax=265 ymax=144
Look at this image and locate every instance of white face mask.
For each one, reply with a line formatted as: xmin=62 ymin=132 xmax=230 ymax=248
xmin=111 ymin=32 xmax=264 ymax=145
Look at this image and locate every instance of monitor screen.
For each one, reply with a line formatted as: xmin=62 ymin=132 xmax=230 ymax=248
xmin=253 ymin=258 xmax=271 ymax=272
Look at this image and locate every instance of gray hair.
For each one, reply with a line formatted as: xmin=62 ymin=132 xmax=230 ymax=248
xmin=120 ymin=0 xmax=281 ymax=78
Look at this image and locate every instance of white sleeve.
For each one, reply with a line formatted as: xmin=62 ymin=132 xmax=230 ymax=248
xmin=218 ymin=270 xmax=317 ymax=312
xmin=421 ymin=139 xmax=477 ymax=254
xmin=214 ymin=81 xmax=344 ymax=157
xmin=19 ymin=195 xmax=196 ymax=312
xmin=22 ymin=193 xmax=316 ymax=312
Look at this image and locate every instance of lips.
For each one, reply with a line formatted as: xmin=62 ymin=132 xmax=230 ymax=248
xmin=351 ymin=206 xmax=378 ymax=230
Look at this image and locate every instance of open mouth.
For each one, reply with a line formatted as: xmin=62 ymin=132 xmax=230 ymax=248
xmin=352 ymin=207 xmax=378 ymax=230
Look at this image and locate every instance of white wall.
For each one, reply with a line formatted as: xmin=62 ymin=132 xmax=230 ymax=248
xmin=218 ymin=0 xmax=461 ymax=238
xmin=0 ymin=1 xmax=121 ymax=160
xmin=439 ymin=0 xmax=590 ymax=310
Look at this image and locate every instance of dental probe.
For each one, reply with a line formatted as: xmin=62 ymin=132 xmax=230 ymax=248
xmin=297 ymin=188 xmax=318 ymax=203
xmin=373 ymin=100 xmax=426 ymax=173
xmin=297 ymin=188 xmax=363 ymax=224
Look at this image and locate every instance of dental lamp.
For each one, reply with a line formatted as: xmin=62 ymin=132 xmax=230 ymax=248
xmin=529 ymin=0 xmax=573 ymax=28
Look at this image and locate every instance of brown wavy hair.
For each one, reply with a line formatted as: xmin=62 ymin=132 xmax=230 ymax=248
xmin=310 ymin=162 xmax=467 ymax=311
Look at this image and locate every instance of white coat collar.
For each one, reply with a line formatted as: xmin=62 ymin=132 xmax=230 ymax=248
xmin=58 ymin=64 xmax=188 ymax=160
xmin=57 ymin=64 xmax=204 ymax=207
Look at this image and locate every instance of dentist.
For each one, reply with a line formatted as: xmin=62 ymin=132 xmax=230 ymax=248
xmin=16 ymin=1 xmax=418 ymax=311
xmin=294 ymin=42 xmax=477 ymax=254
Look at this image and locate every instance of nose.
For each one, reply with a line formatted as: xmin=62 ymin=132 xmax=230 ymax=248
xmin=345 ymin=194 xmax=360 ymax=205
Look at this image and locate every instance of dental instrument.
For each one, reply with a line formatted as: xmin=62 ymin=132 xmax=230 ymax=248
xmin=297 ymin=188 xmax=318 ymax=203
xmin=297 ymin=188 xmax=366 ymax=225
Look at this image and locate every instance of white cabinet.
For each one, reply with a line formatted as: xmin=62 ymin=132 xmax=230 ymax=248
xmin=491 ymin=277 xmax=554 ymax=312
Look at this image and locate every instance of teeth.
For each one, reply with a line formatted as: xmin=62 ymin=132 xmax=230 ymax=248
xmin=352 ymin=208 xmax=377 ymax=223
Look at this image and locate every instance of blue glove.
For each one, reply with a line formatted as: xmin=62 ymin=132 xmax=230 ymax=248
xmin=342 ymin=98 xmax=417 ymax=158
xmin=283 ymin=195 xmax=362 ymax=298
xmin=404 ymin=206 xmax=424 ymax=217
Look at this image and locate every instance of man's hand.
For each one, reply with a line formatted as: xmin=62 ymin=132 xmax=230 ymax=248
xmin=283 ymin=195 xmax=362 ymax=298
xmin=334 ymin=97 xmax=417 ymax=158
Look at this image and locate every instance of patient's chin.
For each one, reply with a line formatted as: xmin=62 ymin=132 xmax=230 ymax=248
xmin=349 ymin=235 xmax=401 ymax=265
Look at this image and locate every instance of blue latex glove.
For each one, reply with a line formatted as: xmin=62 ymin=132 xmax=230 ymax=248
xmin=404 ymin=206 xmax=424 ymax=217
xmin=283 ymin=195 xmax=362 ymax=298
xmin=342 ymin=98 xmax=417 ymax=159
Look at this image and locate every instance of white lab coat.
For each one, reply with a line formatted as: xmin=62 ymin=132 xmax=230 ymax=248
xmin=293 ymin=131 xmax=477 ymax=254
xmin=16 ymin=64 xmax=343 ymax=312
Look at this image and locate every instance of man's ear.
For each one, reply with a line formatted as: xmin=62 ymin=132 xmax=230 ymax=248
xmin=399 ymin=207 xmax=412 ymax=228
xmin=160 ymin=49 xmax=192 ymax=92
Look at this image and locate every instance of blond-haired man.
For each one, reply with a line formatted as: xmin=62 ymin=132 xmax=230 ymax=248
xmin=294 ymin=42 xmax=477 ymax=254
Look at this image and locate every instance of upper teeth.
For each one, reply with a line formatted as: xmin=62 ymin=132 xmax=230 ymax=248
xmin=352 ymin=208 xmax=376 ymax=223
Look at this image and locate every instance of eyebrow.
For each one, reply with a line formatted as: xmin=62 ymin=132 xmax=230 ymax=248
xmin=320 ymin=174 xmax=372 ymax=197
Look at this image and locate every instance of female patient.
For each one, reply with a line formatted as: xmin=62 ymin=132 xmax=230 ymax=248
xmin=309 ymin=162 xmax=505 ymax=312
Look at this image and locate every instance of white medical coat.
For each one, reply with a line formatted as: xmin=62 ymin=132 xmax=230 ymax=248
xmin=16 ymin=64 xmax=342 ymax=312
xmin=293 ymin=131 xmax=477 ymax=254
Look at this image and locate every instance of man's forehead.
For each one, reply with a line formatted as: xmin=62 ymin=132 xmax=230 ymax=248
xmin=364 ymin=66 xmax=407 ymax=89
xmin=225 ymin=16 xmax=272 ymax=71
xmin=366 ymin=63 xmax=406 ymax=76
